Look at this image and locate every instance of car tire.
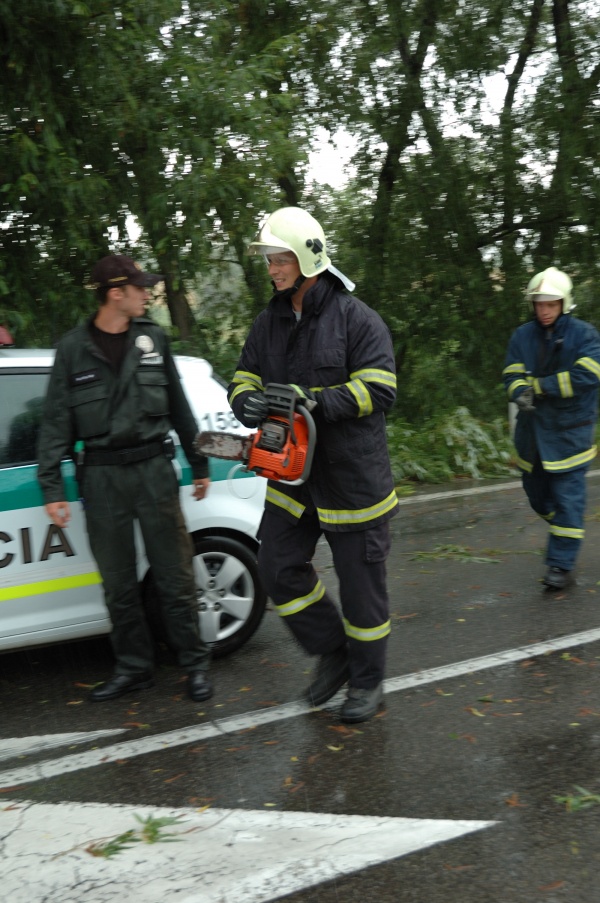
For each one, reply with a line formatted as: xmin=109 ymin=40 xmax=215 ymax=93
xmin=142 ymin=535 xmax=267 ymax=658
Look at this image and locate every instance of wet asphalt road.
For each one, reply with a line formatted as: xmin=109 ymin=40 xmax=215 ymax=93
xmin=2 ymin=475 xmax=600 ymax=901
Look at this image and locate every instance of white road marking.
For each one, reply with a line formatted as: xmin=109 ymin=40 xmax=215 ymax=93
xmin=0 ymin=800 xmax=496 ymax=902
xmin=2 ymin=626 xmax=600 ymax=790
xmin=0 ymin=730 xmax=125 ymax=763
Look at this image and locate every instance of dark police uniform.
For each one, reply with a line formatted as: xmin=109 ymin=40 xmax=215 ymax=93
xmin=228 ymin=273 xmax=398 ymax=689
xmin=37 ymin=315 xmax=211 ymax=676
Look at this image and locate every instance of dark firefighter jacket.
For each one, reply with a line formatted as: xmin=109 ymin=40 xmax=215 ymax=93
xmin=228 ymin=273 xmax=399 ymax=532
xmin=503 ymin=314 xmax=600 ymax=473
xmin=37 ymin=315 xmax=208 ymax=504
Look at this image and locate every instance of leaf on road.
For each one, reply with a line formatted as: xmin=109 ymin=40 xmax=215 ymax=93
xmin=465 ymin=706 xmax=486 ymax=717
xmin=164 ymin=773 xmax=187 ymax=783
xmin=123 ymin=722 xmax=150 ymax=729
xmin=505 ymin=793 xmax=526 ymax=808
xmin=66 ymin=700 xmax=84 ymax=705
xmin=327 ymin=744 xmax=344 ymax=752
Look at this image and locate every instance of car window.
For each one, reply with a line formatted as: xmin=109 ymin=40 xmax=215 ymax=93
xmin=0 ymin=372 xmax=50 ymax=466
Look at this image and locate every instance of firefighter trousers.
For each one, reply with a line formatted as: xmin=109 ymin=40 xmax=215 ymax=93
xmin=258 ymin=508 xmax=392 ymax=689
xmin=522 ymin=457 xmax=587 ymax=571
xmin=82 ymin=454 xmax=211 ymax=676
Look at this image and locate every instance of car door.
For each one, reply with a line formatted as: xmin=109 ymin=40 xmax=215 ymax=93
xmin=0 ymin=365 xmax=110 ymax=650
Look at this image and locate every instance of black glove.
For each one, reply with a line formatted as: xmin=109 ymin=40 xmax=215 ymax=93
xmin=515 ymin=387 xmax=535 ymax=412
xmin=241 ymin=391 xmax=270 ymax=427
xmin=290 ymin=385 xmax=319 ymax=413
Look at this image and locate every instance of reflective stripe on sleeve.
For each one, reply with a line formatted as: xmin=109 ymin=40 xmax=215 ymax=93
xmin=542 ymin=446 xmax=597 ymax=472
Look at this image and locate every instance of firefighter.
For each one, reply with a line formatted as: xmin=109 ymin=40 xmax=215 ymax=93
xmin=37 ymin=255 xmax=213 ymax=702
xmin=228 ymin=207 xmax=399 ymax=723
xmin=503 ymin=267 xmax=600 ymax=589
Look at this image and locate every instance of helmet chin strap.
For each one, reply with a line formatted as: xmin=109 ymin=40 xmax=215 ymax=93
xmin=272 ymin=273 xmax=306 ymax=301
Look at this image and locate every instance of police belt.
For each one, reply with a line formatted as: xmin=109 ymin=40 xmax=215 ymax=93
xmin=83 ymin=441 xmax=165 ymax=466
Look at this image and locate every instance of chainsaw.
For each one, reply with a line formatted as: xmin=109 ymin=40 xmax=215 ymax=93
xmin=195 ymin=383 xmax=316 ymax=485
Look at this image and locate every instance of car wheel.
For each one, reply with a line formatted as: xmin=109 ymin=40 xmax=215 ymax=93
xmin=142 ymin=535 xmax=267 ymax=658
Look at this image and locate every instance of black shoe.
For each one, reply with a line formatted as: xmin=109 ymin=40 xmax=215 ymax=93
xmin=187 ymin=671 xmax=214 ymax=702
xmin=340 ymin=683 xmax=384 ymax=723
xmin=305 ymin=645 xmax=350 ymax=707
xmin=542 ymin=567 xmax=573 ymax=590
xmin=89 ymin=673 xmax=154 ymax=702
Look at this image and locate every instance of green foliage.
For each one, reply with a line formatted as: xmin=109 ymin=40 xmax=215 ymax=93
xmin=85 ymin=813 xmax=185 ymax=858
xmin=554 ymin=786 xmax=600 ymax=813
xmin=388 ymin=407 xmax=515 ymax=484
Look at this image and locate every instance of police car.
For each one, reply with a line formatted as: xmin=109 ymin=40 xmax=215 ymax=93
xmin=0 ymin=348 xmax=267 ymax=658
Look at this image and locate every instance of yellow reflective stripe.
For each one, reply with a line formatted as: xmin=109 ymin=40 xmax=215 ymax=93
xmin=557 ymin=370 xmax=573 ymax=398
xmin=343 ymin=617 xmax=391 ymax=642
xmin=533 ymin=378 xmax=543 ymax=395
xmin=348 ymin=379 xmax=373 ymax=416
xmin=0 ymin=571 xmax=102 ymax=603
xmin=540 ymin=510 xmax=555 ymax=522
xmin=542 ymin=446 xmax=597 ymax=472
xmin=275 ymin=580 xmax=325 ymax=617
xmin=549 ymin=525 xmax=585 ymax=540
xmin=577 ymin=357 xmax=600 ymax=379
xmin=229 ymin=371 xmax=263 ymax=403
xmin=515 ymin=455 xmax=533 ymax=472
xmin=351 ymin=368 xmax=397 ymax=389
xmin=266 ymin=485 xmax=306 ymax=519
xmin=318 ymin=490 xmax=398 ymax=526
xmin=503 ymin=363 xmax=526 ymax=376
xmin=507 ymin=378 xmax=529 ymax=398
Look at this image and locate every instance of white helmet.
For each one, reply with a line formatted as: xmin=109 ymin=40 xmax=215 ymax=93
xmin=248 ymin=207 xmax=355 ymax=291
xmin=527 ymin=267 xmax=575 ymax=313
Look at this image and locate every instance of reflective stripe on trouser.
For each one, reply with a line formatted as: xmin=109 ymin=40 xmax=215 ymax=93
xmin=257 ymin=508 xmax=391 ymax=688
xmin=82 ymin=455 xmax=210 ymax=675
xmin=522 ymin=458 xmax=587 ymax=571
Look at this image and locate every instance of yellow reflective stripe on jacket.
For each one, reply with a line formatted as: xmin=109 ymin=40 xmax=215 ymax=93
xmin=266 ymin=485 xmax=306 ymax=519
xmin=275 ymin=580 xmax=325 ymax=617
xmin=229 ymin=370 xmax=264 ymax=403
xmin=542 ymin=446 xmax=597 ymax=472
xmin=343 ymin=617 xmax=391 ymax=642
xmin=503 ymin=362 xmax=526 ymax=376
xmin=348 ymin=379 xmax=373 ymax=416
xmin=577 ymin=356 xmax=600 ymax=379
xmin=0 ymin=571 xmax=102 ymax=603
xmin=557 ymin=370 xmax=573 ymax=398
xmin=507 ymin=378 xmax=529 ymax=398
xmin=318 ymin=490 xmax=398 ymax=527
xmin=541 ymin=510 xmax=555 ymax=522
xmin=549 ymin=525 xmax=585 ymax=540
xmin=515 ymin=454 xmax=533 ymax=472
xmin=351 ymin=368 xmax=397 ymax=389
xmin=533 ymin=378 xmax=543 ymax=394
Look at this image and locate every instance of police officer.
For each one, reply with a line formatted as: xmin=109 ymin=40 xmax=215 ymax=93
xmin=503 ymin=267 xmax=600 ymax=589
xmin=228 ymin=208 xmax=399 ymax=723
xmin=37 ymin=255 xmax=213 ymax=702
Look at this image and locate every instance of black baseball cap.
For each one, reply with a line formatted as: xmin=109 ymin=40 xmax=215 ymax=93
xmin=89 ymin=255 xmax=164 ymax=289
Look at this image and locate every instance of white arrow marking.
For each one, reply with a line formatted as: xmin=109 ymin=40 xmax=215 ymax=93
xmin=0 ymin=800 xmax=496 ymax=902
xmin=0 ymin=730 xmax=125 ymax=764
xmin=2 ymin=625 xmax=600 ymax=790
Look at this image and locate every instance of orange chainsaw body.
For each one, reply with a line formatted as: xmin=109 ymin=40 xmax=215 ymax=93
xmin=247 ymin=411 xmax=311 ymax=482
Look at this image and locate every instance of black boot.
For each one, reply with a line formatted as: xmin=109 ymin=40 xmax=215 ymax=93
xmin=305 ymin=645 xmax=350 ymax=707
xmin=89 ymin=673 xmax=154 ymax=702
xmin=340 ymin=683 xmax=384 ymax=723
xmin=542 ymin=567 xmax=573 ymax=590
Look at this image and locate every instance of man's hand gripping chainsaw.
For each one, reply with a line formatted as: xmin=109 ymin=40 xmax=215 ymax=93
xmin=195 ymin=383 xmax=316 ymax=485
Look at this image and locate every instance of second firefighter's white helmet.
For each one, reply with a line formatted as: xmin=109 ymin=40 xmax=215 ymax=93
xmin=527 ymin=267 xmax=575 ymax=313
xmin=248 ymin=207 xmax=355 ymax=291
